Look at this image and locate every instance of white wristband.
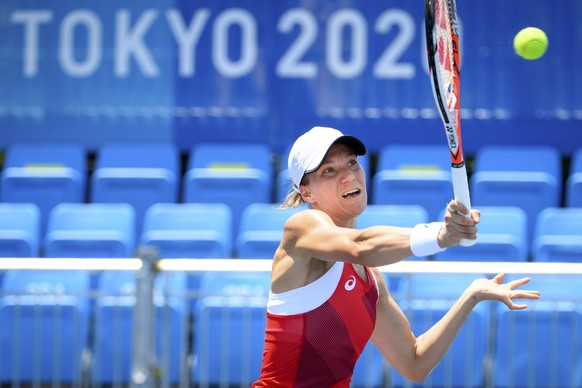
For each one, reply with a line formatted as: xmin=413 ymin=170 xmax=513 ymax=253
xmin=410 ymin=222 xmax=446 ymax=257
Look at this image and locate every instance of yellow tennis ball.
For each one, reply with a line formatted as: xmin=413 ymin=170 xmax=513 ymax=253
xmin=513 ymin=27 xmax=548 ymax=60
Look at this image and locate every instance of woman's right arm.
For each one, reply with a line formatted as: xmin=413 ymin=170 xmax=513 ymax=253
xmin=284 ymin=201 xmax=478 ymax=268
xmin=285 ymin=209 xmax=415 ymax=267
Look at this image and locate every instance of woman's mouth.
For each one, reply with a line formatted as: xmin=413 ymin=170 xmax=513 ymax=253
xmin=342 ymin=188 xmax=361 ymax=198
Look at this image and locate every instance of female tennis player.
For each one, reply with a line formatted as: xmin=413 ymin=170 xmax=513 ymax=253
xmin=252 ymin=126 xmax=540 ymax=387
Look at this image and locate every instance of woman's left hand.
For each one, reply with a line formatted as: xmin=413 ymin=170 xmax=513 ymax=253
xmin=468 ymin=273 xmax=541 ymax=310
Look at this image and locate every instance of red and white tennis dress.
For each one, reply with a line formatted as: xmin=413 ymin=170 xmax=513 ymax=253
xmin=253 ymin=261 xmax=379 ymax=387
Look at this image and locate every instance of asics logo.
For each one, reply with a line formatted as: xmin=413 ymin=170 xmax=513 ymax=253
xmin=344 ymin=275 xmax=356 ymax=291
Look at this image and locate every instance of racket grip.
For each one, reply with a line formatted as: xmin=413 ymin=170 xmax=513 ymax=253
xmin=451 ymin=166 xmax=477 ymax=247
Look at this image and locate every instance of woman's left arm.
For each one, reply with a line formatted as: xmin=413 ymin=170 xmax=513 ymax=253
xmin=370 ymin=271 xmax=540 ymax=383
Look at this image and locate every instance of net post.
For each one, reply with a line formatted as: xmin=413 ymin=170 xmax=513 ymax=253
xmin=131 ymin=246 xmax=161 ymax=388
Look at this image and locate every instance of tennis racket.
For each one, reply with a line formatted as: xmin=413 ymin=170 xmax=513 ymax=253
xmin=425 ymin=0 xmax=476 ymax=246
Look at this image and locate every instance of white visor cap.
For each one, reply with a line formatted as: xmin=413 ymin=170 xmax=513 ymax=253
xmin=288 ymin=126 xmax=366 ymax=189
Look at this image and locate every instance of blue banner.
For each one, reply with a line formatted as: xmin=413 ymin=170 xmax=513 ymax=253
xmin=1 ymin=0 xmax=581 ymax=154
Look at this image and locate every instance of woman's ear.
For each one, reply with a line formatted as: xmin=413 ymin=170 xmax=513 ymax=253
xmin=300 ymin=186 xmax=315 ymax=204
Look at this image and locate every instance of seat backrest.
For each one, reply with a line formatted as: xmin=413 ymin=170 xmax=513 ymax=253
xmin=473 ymin=145 xmax=562 ymax=175
xmin=376 ymin=144 xmax=451 ymax=172
xmin=2 ymin=269 xmax=91 ymax=294
xmin=471 ymin=145 xmax=562 ymax=245
xmin=2 ymin=143 xmax=86 ymax=176
xmin=357 ymin=204 xmax=429 ymax=229
xmin=235 ymin=203 xmax=300 ymax=258
xmin=532 ymin=207 xmax=582 ymax=262
xmin=0 ymin=143 xmax=87 ymax=235
xmin=140 ymin=203 xmax=232 ymax=258
xmin=91 ymin=143 xmax=180 ymax=236
xmin=535 ymin=207 xmax=582 ymax=236
xmin=238 ymin=203 xmax=298 ymax=233
xmin=0 ymin=203 xmax=41 ymax=257
xmin=188 ymin=143 xmax=271 ymax=173
xmin=95 ymin=143 xmax=179 ymax=171
xmin=0 ymin=269 xmax=91 ymax=382
xmin=372 ymin=145 xmax=453 ymax=220
xmin=143 ymin=203 xmax=231 ymax=233
xmin=434 ymin=206 xmax=528 ymax=262
xmin=44 ymin=203 xmax=136 ymax=258
xmin=183 ymin=143 xmax=273 ymax=239
xmin=48 ymin=203 xmax=135 ymax=232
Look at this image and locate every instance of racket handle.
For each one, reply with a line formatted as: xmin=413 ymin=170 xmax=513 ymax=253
xmin=451 ymin=166 xmax=477 ymax=247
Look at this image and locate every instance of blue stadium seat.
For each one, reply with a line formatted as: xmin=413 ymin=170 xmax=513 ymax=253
xmin=140 ymin=203 xmax=233 ymax=258
xmin=434 ymin=206 xmax=528 ymax=262
xmin=0 ymin=203 xmax=40 ymax=257
xmin=372 ymin=145 xmax=453 ymax=220
xmin=183 ymin=143 xmax=273 ymax=239
xmin=235 ymin=203 xmax=300 ymax=259
xmin=357 ymin=204 xmax=429 ymax=229
xmin=192 ymin=271 xmax=271 ymax=387
xmin=0 ymin=143 xmax=86 ymax=235
xmin=392 ymin=274 xmax=489 ymax=388
xmin=493 ymin=275 xmax=582 ymax=388
xmin=90 ymin=143 xmax=179 ymax=237
xmin=532 ymin=207 xmax=582 ymax=262
xmin=566 ymin=147 xmax=582 ymax=207
xmin=0 ymin=270 xmax=91 ymax=383
xmin=92 ymin=271 xmax=188 ymax=385
xmin=471 ymin=146 xmax=562 ymax=246
xmin=44 ymin=203 xmax=135 ymax=258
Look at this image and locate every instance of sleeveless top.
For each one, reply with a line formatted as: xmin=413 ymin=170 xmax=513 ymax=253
xmin=253 ymin=261 xmax=379 ymax=387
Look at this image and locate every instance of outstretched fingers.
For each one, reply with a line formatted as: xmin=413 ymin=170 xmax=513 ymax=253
xmin=504 ymin=277 xmax=541 ymax=310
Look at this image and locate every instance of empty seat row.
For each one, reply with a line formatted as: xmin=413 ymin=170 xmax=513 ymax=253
xmin=0 ymin=202 xmax=297 ymax=259
xmin=371 ymin=145 xmax=577 ymax=245
xmin=2 ymin=270 xmax=581 ymax=387
xmin=2 ymin=143 xmax=582 ymax=237
xmin=1 ymin=202 xmax=581 ymax=262
xmin=0 ymin=142 xmax=273 ymax=240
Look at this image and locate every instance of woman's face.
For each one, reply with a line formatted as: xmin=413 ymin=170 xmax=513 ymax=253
xmin=301 ymin=143 xmax=367 ymax=226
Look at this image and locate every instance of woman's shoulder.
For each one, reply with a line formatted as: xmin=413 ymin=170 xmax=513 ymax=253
xmin=286 ymin=208 xmax=332 ymax=227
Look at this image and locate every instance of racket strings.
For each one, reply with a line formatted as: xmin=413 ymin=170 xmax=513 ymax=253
xmin=434 ymin=0 xmax=456 ymax=109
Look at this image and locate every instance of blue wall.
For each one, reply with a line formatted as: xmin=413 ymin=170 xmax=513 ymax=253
xmin=1 ymin=0 xmax=581 ymax=155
